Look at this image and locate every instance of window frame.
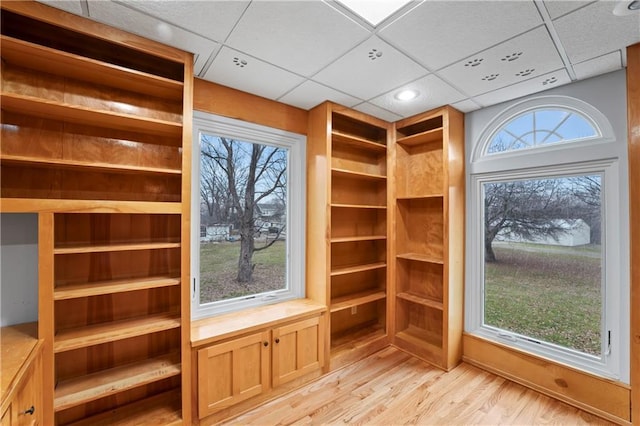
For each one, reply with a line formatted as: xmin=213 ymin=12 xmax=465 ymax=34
xmin=191 ymin=111 xmax=306 ymax=319
xmin=466 ymin=96 xmax=628 ymax=382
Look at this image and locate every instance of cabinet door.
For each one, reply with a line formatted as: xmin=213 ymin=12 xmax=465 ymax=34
xmin=14 ymin=351 xmax=42 ymax=426
xmin=272 ymin=315 xmax=325 ymax=387
xmin=197 ymin=331 xmax=270 ymax=419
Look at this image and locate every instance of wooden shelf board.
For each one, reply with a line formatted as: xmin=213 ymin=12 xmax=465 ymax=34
xmin=330 ymin=261 xmax=386 ymax=276
xmin=1 ymin=35 xmax=184 ymax=100
xmin=396 ymin=194 xmax=444 ymax=200
xmin=331 ymin=130 xmax=386 ymax=152
xmin=395 ymin=326 xmax=442 ymax=353
xmin=396 ymin=252 xmax=444 ymax=264
xmin=54 ymin=275 xmax=180 ymax=300
xmin=54 ymin=240 xmax=180 ymax=254
xmin=0 ymin=198 xmax=182 ymax=214
xmin=331 ymin=167 xmax=386 ymax=181
xmin=54 ymin=313 xmax=181 ymax=353
xmin=54 ymin=353 xmax=181 ymax=412
xmin=330 ymin=322 xmax=386 ymax=355
xmin=331 ymin=203 xmax=386 ymax=210
xmin=66 ymin=389 xmax=182 ymax=426
xmin=330 ymin=290 xmax=386 ymax=313
xmin=396 ymin=292 xmax=443 ymax=311
xmin=396 ymin=128 xmax=443 ymax=147
xmin=0 ymin=155 xmax=181 ymax=176
xmin=1 ymin=93 xmax=182 ymax=137
xmin=331 ymin=235 xmax=386 ymax=243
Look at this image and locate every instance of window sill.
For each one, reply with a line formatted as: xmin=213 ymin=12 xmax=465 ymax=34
xmin=190 ymin=299 xmax=326 ymax=348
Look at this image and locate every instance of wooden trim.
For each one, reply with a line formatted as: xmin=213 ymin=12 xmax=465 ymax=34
xmin=462 ymin=333 xmax=631 ymax=423
xmin=193 ymin=78 xmax=308 ymax=136
xmin=627 ymin=42 xmax=640 ymax=426
xmin=37 ymin=212 xmax=54 ymax=425
xmin=0 ymin=199 xmax=182 ymax=214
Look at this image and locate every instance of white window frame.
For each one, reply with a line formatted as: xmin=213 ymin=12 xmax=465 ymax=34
xmin=191 ymin=111 xmax=306 ymax=319
xmin=466 ymin=96 xmax=629 ymax=382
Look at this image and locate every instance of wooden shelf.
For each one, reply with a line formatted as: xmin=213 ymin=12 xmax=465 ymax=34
xmin=396 ymin=252 xmax=444 ymax=264
xmin=330 ymin=290 xmax=386 ymax=313
xmin=331 ymin=235 xmax=386 ymax=243
xmin=331 ymin=322 xmax=385 ymax=354
xmin=331 ymin=130 xmax=386 ymax=152
xmin=330 ymin=261 xmax=386 ymax=277
xmin=331 ymin=203 xmax=386 ymax=210
xmin=0 ymin=198 xmax=182 ymax=214
xmin=54 ymin=313 xmax=181 ymax=353
xmin=54 ymin=353 xmax=181 ymax=412
xmin=331 ymin=168 xmax=386 ymax=180
xmin=0 ymin=155 xmax=182 ymax=176
xmin=54 ymin=240 xmax=180 ymax=255
xmin=396 ymin=292 xmax=443 ymax=311
xmin=1 ymin=35 xmax=184 ymax=100
xmin=1 ymin=93 xmax=182 ymax=137
xmin=397 ymin=194 xmax=444 ymax=201
xmin=67 ymin=389 xmax=182 ymax=426
xmin=54 ymin=276 xmax=180 ymax=300
xmin=395 ymin=326 xmax=443 ymax=363
xmin=396 ymin=128 xmax=443 ymax=147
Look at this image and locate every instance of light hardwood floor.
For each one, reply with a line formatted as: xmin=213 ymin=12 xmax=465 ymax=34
xmin=224 ymin=346 xmax=614 ymax=425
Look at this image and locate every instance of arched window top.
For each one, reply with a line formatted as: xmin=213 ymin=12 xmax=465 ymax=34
xmin=474 ymin=96 xmax=615 ymax=162
xmin=487 ymin=107 xmax=599 ymax=154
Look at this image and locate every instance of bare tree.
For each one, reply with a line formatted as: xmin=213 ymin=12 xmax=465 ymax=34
xmin=484 ymin=179 xmax=572 ymax=262
xmin=201 ymin=136 xmax=286 ymax=283
xmin=569 ymin=175 xmax=601 ymax=244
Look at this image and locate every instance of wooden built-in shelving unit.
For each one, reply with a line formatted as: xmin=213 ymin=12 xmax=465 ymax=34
xmin=392 ymin=107 xmax=464 ymax=370
xmin=307 ymin=102 xmax=391 ymax=369
xmin=1 ymin=2 xmax=192 ymax=424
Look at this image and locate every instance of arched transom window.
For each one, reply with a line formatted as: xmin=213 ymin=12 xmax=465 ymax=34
xmin=487 ymin=107 xmax=600 ymax=154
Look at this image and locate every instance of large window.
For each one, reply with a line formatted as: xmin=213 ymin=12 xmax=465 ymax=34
xmin=191 ymin=112 xmax=306 ymax=318
xmin=467 ymin=96 xmax=628 ymax=381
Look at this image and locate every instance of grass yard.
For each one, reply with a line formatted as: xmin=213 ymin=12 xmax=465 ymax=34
xmin=485 ymin=243 xmax=602 ymax=355
xmin=199 ymin=240 xmax=286 ymax=303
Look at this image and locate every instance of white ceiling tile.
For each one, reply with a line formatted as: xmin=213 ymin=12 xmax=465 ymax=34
xmin=278 ymin=81 xmax=362 ymax=110
xmin=203 ymin=47 xmax=305 ymax=101
xmin=352 ymin=102 xmax=403 ymax=122
xmin=437 ymin=27 xmax=565 ymax=98
xmin=313 ymin=36 xmax=427 ymax=100
xmin=115 ymin=0 xmax=249 ymax=43
xmin=554 ymin=1 xmax=640 ymax=64
xmin=379 ymin=1 xmax=543 ymax=70
xmin=37 ymin=0 xmax=83 ymax=15
xmin=225 ymin=1 xmax=370 ymax=77
xmin=573 ymin=51 xmax=623 ymax=80
xmin=369 ymin=74 xmax=465 ymax=118
xmin=451 ymin=99 xmax=482 ymax=113
xmin=474 ymin=69 xmax=571 ymax=107
xmin=542 ymin=0 xmax=594 ymax=19
xmin=87 ymin=1 xmax=220 ymax=75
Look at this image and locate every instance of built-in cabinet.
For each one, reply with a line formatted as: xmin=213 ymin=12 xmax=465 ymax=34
xmin=307 ymin=102 xmax=391 ymax=369
xmin=0 ymin=2 xmax=192 ymax=424
xmin=192 ymin=300 xmax=326 ymax=424
xmin=392 ymin=107 xmax=465 ymax=370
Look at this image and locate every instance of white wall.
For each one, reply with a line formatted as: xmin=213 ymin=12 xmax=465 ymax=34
xmin=1 ymin=213 xmax=38 ymax=326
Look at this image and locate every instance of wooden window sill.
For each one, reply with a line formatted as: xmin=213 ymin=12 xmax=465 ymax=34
xmin=190 ymin=299 xmax=326 ymax=348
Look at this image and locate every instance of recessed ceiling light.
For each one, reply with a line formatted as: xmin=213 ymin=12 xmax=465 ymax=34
xmin=394 ymin=89 xmax=419 ymax=101
xmin=336 ymin=0 xmax=413 ymax=26
xmin=613 ymin=0 xmax=640 ymax=15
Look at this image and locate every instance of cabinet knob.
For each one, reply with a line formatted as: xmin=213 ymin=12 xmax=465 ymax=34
xmin=263 ymin=341 xmax=269 ymax=347
xmin=22 ymin=406 xmax=35 ymax=416
xmin=275 ymin=338 xmax=280 ymax=344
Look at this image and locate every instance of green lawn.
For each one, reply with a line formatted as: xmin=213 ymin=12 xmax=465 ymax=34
xmin=199 ymin=240 xmax=286 ymax=303
xmin=485 ymin=243 xmax=602 ymax=355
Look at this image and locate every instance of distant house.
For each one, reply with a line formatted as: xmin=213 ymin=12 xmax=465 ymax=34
xmin=255 ymin=202 xmax=285 ymax=233
xmin=200 ymin=224 xmax=232 ymax=242
xmin=497 ymin=219 xmax=591 ymax=247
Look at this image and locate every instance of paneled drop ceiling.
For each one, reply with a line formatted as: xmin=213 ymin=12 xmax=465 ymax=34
xmin=39 ymin=0 xmax=640 ymax=121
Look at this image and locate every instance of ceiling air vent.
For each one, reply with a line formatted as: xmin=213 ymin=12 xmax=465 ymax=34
xmin=368 ymin=49 xmax=383 ymax=60
xmin=515 ymin=68 xmax=535 ymax=77
xmin=542 ymin=76 xmax=558 ymax=86
xmin=465 ymin=58 xmax=483 ymax=67
xmin=233 ymin=57 xmax=248 ymax=68
xmin=482 ymin=73 xmax=499 ymax=81
xmin=501 ymin=52 xmax=523 ymax=62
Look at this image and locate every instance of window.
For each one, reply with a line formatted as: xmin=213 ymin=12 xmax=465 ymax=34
xmin=467 ymin=96 xmax=628 ymax=381
xmin=191 ymin=111 xmax=306 ymax=318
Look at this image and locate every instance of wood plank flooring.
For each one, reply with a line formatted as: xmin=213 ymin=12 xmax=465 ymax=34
xmin=224 ymin=347 xmax=615 ymax=425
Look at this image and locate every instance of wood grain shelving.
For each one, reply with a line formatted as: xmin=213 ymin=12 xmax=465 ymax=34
xmin=53 ymin=240 xmax=180 ymax=255
xmin=331 ymin=203 xmax=386 ymax=210
xmin=330 ymin=290 xmax=386 ymax=313
xmin=54 ymin=353 xmax=181 ymax=412
xmin=54 ymin=276 xmax=180 ymax=300
xmin=331 ymin=168 xmax=386 ymax=180
xmin=396 ymin=252 xmax=444 ymax=264
xmin=396 ymin=292 xmax=443 ymax=311
xmin=396 ymin=128 xmax=443 ymax=147
xmin=330 ymin=262 xmax=386 ymax=277
xmin=330 ymin=235 xmax=386 ymax=243
xmin=331 ymin=130 xmax=386 ymax=152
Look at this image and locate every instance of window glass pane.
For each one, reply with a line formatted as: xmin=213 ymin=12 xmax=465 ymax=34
xmin=556 ymin=113 xmax=598 ymax=140
xmin=488 ymin=130 xmax=514 ymax=153
xmin=483 ymin=175 xmax=602 ymax=356
xmin=199 ymin=134 xmax=287 ymax=304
